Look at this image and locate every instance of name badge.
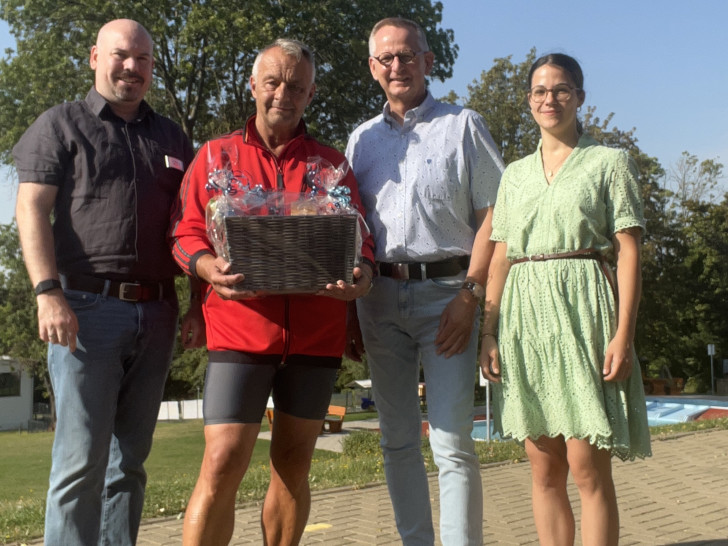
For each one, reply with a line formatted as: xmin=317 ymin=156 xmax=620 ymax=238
xmin=165 ymin=155 xmax=185 ymax=172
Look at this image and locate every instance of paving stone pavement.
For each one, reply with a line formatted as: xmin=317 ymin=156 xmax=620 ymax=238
xmin=129 ymin=427 xmax=728 ymax=545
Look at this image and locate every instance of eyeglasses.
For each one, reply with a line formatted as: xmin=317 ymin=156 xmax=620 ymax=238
xmin=372 ymin=50 xmax=425 ymax=67
xmin=528 ymin=84 xmax=580 ymax=103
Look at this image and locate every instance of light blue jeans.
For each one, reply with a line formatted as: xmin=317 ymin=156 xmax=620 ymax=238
xmin=357 ymin=275 xmax=483 ymax=546
xmin=44 ymin=287 xmax=178 ymax=546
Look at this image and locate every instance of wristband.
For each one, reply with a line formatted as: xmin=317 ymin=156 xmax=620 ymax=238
xmin=34 ymin=279 xmax=62 ymax=295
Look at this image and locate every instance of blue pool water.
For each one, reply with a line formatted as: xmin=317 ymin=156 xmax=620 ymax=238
xmin=471 ymin=396 xmax=728 ymax=441
xmin=471 ymin=420 xmax=499 ymax=441
xmin=645 ymin=396 xmax=728 ymax=426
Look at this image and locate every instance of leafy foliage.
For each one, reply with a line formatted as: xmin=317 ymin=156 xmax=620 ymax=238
xmin=335 ymin=356 xmax=370 ymax=393
xmin=0 ymin=0 xmax=457 ymax=152
xmin=669 ymin=151 xmax=724 ymax=205
xmin=463 ymin=48 xmax=539 ymax=164
xmin=0 ymin=223 xmax=52 ymax=410
xmin=2 ymin=17 xmax=727 ymax=397
xmin=0 ymin=0 xmax=456 ymax=402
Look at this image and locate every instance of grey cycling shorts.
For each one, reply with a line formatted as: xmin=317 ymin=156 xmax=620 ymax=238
xmin=203 ymin=357 xmax=339 ymax=424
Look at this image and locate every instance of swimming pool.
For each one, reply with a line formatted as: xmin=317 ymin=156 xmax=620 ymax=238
xmin=644 ymin=395 xmax=728 ymax=426
xmin=470 ymin=396 xmax=728 ymax=441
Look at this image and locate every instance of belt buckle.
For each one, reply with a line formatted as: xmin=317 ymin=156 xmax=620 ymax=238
xmin=392 ymin=263 xmax=409 ymax=280
xmin=529 ymin=254 xmax=546 ymax=262
xmin=119 ymin=282 xmax=141 ymax=302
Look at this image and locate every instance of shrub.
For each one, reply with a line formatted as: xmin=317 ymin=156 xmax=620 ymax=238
xmin=342 ymin=430 xmax=381 ymax=458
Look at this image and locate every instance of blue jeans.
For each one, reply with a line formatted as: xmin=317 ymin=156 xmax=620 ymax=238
xmin=357 ymin=275 xmax=483 ymax=546
xmin=44 ymin=288 xmax=178 ymax=546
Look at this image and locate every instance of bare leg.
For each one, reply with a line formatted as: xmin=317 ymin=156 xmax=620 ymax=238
xmin=183 ymin=423 xmax=260 ymax=546
xmin=525 ymin=436 xmax=575 ymax=546
xmin=566 ymin=438 xmax=619 ymax=546
xmin=261 ymin=410 xmax=324 ymax=546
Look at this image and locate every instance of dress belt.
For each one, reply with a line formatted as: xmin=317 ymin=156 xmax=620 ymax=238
xmin=378 ymin=255 xmax=470 ymax=280
xmin=60 ymin=274 xmax=175 ymax=302
xmin=510 ymin=248 xmax=601 ymax=265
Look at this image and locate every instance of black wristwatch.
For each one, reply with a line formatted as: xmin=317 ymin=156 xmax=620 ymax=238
xmin=34 ymin=279 xmax=62 ymax=295
xmin=460 ymin=281 xmax=485 ymax=300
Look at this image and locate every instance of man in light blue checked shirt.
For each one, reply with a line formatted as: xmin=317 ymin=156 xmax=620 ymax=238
xmin=345 ymin=16 xmax=504 ymax=546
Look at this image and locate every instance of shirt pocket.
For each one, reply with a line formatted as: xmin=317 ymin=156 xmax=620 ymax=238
xmin=419 ymin=155 xmax=458 ymax=202
xmin=150 ymin=142 xmax=186 ymax=194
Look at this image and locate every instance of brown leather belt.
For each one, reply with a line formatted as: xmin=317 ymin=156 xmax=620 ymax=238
xmin=510 ymin=248 xmax=601 ymax=265
xmin=378 ymin=255 xmax=470 ymax=280
xmin=61 ymin=274 xmax=174 ymax=302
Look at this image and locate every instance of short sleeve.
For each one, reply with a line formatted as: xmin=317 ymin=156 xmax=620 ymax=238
xmin=465 ymin=112 xmax=504 ymax=211
xmin=606 ymin=151 xmax=645 ymax=236
xmin=490 ymin=168 xmax=511 ymax=242
xmin=12 ymin=108 xmax=68 ymax=185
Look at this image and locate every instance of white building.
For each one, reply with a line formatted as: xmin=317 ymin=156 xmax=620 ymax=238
xmin=0 ymin=356 xmax=34 ymax=431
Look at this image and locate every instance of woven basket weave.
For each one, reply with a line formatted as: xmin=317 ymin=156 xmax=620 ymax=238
xmin=224 ymin=214 xmax=358 ymax=293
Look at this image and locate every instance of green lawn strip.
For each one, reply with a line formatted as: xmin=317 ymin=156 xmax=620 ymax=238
xmin=0 ymin=430 xmax=52 ymax=545
xmin=2 ymin=417 xmax=727 ymax=544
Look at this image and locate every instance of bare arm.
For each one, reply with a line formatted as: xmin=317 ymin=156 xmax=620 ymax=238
xmin=435 ymin=207 xmax=494 ymax=357
xmin=16 ymin=182 xmax=79 ymax=351
xmin=479 ymin=241 xmax=510 ymax=382
xmin=602 ymin=227 xmax=642 ymax=382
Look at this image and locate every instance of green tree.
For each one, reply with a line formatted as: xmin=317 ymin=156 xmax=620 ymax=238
xmin=0 ymin=223 xmax=53 ymax=418
xmin=677 ymin=197 xmax=728 ymax=388
xmin=335 ymin=357 xmax=370 ymax=393
xmin=0 ymin=0 xmax=457 ymax=400
xmin=463 ymin=49 xmax=539 ymax=164
xmin=0 ymin=0 xmax=457 ymax=156
xmin=669 ymin=151 xmax=724 ymax=206
xmin=165 ymin=278 xmax=207 ymax=400
xmin=0 ymin=221 xmax=209 ymax=409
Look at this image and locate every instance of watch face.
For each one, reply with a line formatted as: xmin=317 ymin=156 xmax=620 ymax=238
xmin=462 ymin=281 xmax=484 ymax=299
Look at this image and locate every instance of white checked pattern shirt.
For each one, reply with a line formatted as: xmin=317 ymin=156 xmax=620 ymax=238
xmin=346 ymin=92 xmax=504 ymax=263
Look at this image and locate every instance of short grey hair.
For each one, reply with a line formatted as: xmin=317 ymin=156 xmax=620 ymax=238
xmin=368 ymin=17 xmax=429 ymax=56
xmin=251 ymin=38 xmax=316 ymax=83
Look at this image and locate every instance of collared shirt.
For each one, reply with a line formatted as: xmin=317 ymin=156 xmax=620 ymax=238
xmin=346 ymin=92 xmax=504 ymax=263
xmin=13 ymin=87 xmax=193 ymax=281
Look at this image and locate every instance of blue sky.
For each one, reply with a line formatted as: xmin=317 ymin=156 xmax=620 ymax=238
xmin=1 ymin=0 xmax=727 ymax=224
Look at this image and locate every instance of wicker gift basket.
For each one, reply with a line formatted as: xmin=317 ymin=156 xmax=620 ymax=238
xmin=206 ymin=153 xmax=364 ymax=294
xmin=223 ymin=213 xmax=358 ymax=293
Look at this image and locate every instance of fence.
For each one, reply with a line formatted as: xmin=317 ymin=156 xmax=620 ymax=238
xmin=157 ymin=399 xmax=203 ymax=421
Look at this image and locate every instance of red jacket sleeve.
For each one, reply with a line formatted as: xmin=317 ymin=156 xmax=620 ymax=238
xmin=169 ymin=143 xmax=216 ymax=277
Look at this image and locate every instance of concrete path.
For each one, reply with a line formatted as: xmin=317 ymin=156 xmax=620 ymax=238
xmin=129 ymin=426 xmax=728 ymax=545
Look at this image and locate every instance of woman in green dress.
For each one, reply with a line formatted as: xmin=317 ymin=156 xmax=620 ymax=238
xmin=479 ymin=53 xmax=651 ymax=545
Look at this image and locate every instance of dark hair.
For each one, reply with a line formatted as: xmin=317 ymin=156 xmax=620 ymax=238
xmin=528 ymin=53 xmax=584 ymax=134
xmin=528 ymin=53 xmax=584 ymax=90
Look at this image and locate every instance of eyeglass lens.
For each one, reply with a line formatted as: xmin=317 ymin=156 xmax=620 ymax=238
xmin=529 ymin=85 xmax=574 ymax=102
xmin=375 ymin=51 xmax=419 ymax=66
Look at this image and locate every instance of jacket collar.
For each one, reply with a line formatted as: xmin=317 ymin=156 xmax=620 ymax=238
xmin=242 ymin=115 xmax=309 ymax=146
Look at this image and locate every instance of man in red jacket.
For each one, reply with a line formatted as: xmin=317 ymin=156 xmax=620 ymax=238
xmin=169 ymin=38 xmax=374 ymax=545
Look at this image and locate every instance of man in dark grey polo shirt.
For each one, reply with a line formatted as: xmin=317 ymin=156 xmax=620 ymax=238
xmin=13 ymin=19 xmax=200 ymax=545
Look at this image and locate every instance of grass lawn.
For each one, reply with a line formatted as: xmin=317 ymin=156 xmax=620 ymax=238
xmin=2 ymin=415 xmax=726 ymax=544
xmin=0 ymin=417 xmax=340 ymax=544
